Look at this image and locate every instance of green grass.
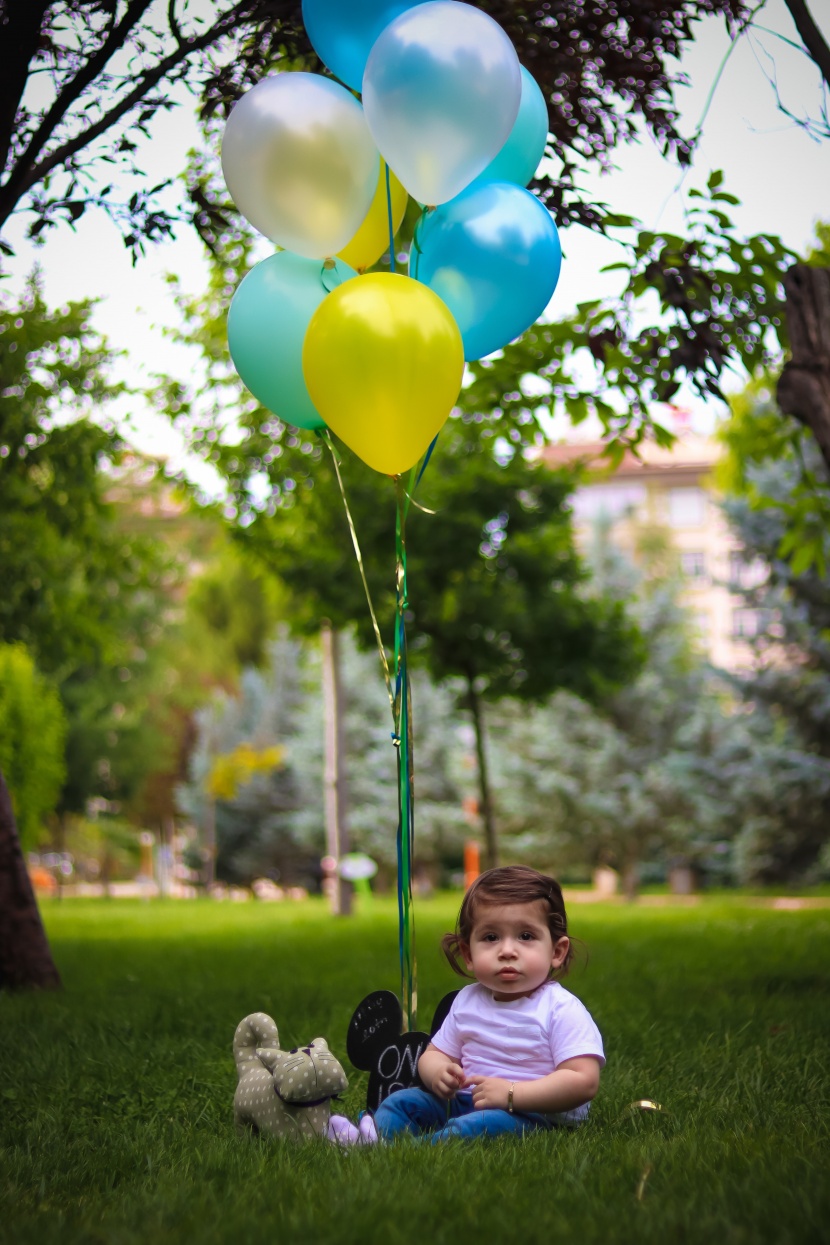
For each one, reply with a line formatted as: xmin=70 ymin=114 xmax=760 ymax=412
xmin=1 ymin=895 xmax=828 ymax=1245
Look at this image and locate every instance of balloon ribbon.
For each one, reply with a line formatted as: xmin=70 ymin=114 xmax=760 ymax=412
xmin=319 ymin=430 xmax=394 ymax=715
xmin=319 ymin=432 xmax=423 ymax=1028
xmin=394 ymin=473 xmax=417 ymax=1032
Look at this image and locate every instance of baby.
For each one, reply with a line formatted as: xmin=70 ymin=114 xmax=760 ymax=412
xmin=331 ymin=864 xmax=604 ymax=1144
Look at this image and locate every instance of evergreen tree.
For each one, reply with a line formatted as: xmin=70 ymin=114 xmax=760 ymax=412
xmin=486 ymin=523 xmax=736 ymax=892
xmin=178 ymin=631 xmax=468 ymax=884
xmin=719 ymin=426 xmax=830 ymax=881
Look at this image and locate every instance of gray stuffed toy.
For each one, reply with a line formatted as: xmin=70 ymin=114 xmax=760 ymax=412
xmin=233 ymin=1011 xmax=348 ymax=1140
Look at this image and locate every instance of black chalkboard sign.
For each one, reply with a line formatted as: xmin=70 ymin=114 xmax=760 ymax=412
xmin=347 ymin=989 xmax=460 ymax=1111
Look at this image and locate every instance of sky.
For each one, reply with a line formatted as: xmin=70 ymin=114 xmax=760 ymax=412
xmin=3 ymin=0 xmax=829 ymax=476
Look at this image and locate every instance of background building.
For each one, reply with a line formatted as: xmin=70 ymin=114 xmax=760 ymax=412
xmin=544 ymin=429 xmax=764 ymax=670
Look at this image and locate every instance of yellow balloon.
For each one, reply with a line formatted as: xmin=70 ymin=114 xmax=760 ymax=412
xmin=302 ymin=273 xmax=464 ymax=475
xmin=336 ymin=161 xmax=408 ymax=272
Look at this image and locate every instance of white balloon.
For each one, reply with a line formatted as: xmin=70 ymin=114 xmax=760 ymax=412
xmin=221 ymin=73 xmax=379 ymax=258
xmin=362 ymin=1 xmax=521 ymax=206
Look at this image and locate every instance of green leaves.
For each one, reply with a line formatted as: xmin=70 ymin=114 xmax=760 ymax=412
xmin=0 ymin=644 xmax=66 ymax=847
xmin=455 ymin=176 xmax=796 ymax=466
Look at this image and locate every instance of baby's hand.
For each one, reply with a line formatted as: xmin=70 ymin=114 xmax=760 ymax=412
xmin=465 ymin=1075 xmax=511 ymax=1112
xmin=431 ymin=1060 xmax=465 ymax=1101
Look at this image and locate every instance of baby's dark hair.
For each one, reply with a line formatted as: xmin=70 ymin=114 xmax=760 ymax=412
xmin=441 ymin=865 xmax=574 ymax=980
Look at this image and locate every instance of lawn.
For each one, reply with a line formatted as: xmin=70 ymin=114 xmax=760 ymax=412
xmin=1 ymin=895 xmax=828 ymax=1245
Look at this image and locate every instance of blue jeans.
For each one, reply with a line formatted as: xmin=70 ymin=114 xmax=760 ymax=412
xmin=373 ymin=1087 xmax=553 ymax=1144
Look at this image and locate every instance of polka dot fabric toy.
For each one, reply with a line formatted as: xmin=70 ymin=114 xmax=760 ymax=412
xmin=232 ymin=1012 xmax=348 ymax=1140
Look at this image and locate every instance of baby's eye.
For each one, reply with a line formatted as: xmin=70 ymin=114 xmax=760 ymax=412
xmin=519 ymin=931 xmax=537 ymax=941
xmin=482 ymin=932 xmax=499 ymax=942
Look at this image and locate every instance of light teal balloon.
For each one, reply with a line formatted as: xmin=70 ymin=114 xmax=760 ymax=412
xmin=467 ymin=67 xmax=548 ymax=191
xmin=227 ymin=252 xmax=357 ymax=431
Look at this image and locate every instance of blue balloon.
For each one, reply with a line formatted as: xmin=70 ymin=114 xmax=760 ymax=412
xmin=467 ymin=67 xmax=548 ymax=191
xmin=411 ymin=183 xmax=562 ymax=361
xmin=302 ymin=0 xmax=426 ymax=93
xmin=228 ymin=251 xmax=357 ymax=431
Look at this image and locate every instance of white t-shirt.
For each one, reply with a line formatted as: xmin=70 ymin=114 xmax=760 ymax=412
xmin=431 ymin=981 xmax=605 ymax=1124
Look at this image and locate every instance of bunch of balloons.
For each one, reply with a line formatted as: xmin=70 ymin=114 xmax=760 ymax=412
xmin=222 ymin=0 xmax=562 ymax=476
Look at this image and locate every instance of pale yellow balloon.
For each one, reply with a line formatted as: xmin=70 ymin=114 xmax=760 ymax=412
xmin=336 ymin=161 xmax=408 ymax=271
xmin=302 ymin=272 xmax=464 ymax=475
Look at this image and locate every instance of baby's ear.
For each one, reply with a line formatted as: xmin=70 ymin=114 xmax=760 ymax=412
xmin=347 ymin=990 xmax=403 ymax=1070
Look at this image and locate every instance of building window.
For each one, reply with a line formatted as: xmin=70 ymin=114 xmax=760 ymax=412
xmin=729 ymin=552 xmax=767 ymax=589
xmin=667 ymin=487 xmax=706 ymax=528
xmin=681 ymin=551 xmax=707 ymax=580
xmin=732 ymin=608 xmax=765 ymax=638
xmin=570 ymin=483 xmax=646 ymax=522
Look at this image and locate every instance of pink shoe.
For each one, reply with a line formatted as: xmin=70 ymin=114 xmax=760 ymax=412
xmin=358 ymin=1115 xmax=378 ymax=1145
xmin=326 ymin=1114 xmax=360 ymax=1146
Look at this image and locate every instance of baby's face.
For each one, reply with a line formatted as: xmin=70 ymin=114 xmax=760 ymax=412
xmin=460 ymin=900 xmax=569 ymax=1000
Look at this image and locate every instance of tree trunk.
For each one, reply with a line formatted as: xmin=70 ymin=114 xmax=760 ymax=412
xmin=321 ymin=622 xmax=351 ymax=916
xmin=467 ymin=678 xmax=498 ymax=870
xmin=621 ymin=861 xmax=639 ymax=903
xmin=203 ymin=796 xmax=216 ymax=890
xmin=777 ymin=263 xmax=830 ymax=473
xmin=0 ymin=770 xmax=62 ymax=990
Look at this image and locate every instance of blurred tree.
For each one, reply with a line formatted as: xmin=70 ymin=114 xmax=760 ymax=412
xmin=178 ymin=629 xmax=311 ymax=885
xmin=487 ymin=520 xmax=721 ymax=893
xmin=185 ymin=537 xmax=288 ymax=670
xmin=227 ymin=423 xmax=643 ymax=867
xmin=719 ymin=438 xmax=830 ymax=881
xmin=0 ymin=644 xmax=66 ymax=847
xmin=178 ymin=630 xmax=468 ymax=883
xmin=0 ymin=274 xmax=150 ymax=672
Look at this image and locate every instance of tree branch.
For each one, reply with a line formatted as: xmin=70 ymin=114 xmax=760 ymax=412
xmin=0 ymin=1 xmax=253 ymax=230
xmin=3 ymin=0 xmax=155 ymax=205
xmin=783 ymin=0 xmax=830 ymax=89
xmin=0 ymin=0 xmax=51 ymax=179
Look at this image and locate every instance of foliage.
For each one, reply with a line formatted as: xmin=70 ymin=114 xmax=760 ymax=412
xmin=178 ymin=630 xmax=468 ymax=882
xmin=0 ymin=644 xmax=66 ymax=847
xmin=0 ymin=273 xmax=156 ymax=675
xmin=480 ymin=521 xmax=732 ymax=882
xmin=719 ymin=451 xmax=830 ymax=881
xmin=0 ymin=276 xmax=285 ymax=827
xmin=459 ymin=173 xmax=794 ymax=453
xmin=0 ymin=0 xmax=310 ymax=258
xmin=2 ymin=897 xmax=830 ymax=1244
xmin=0 ymin=276 xmax=187 ymax=822
xmin=0 ymin=1 xmax=757 ymax=259
xmin=717 ymin=375 xmax=830 ymax=578
xmin=185 ymin=534 xmax=290 ymax=670
xmin=202 ymin=422 xmax=643 ymax=707
xmin=206 ymin=742 xmax=285 ymax=801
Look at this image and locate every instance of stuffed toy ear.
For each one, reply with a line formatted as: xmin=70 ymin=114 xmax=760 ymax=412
xmin=347 ymin=990 xmax=403 ymax=1071
xmin=309 ymin=1038 xmax=349 ymax=1095
xmin=273 ymin=1039 xmax=350 ymax=1104
xmin=256 ymin=1047 xmax=281 ymax=1074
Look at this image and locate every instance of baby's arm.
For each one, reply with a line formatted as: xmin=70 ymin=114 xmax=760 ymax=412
xmin=419 ymin=1042 xmax=466 ymax=1100
xmin=465 ymin=1056 xmax=601 ymax=1113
